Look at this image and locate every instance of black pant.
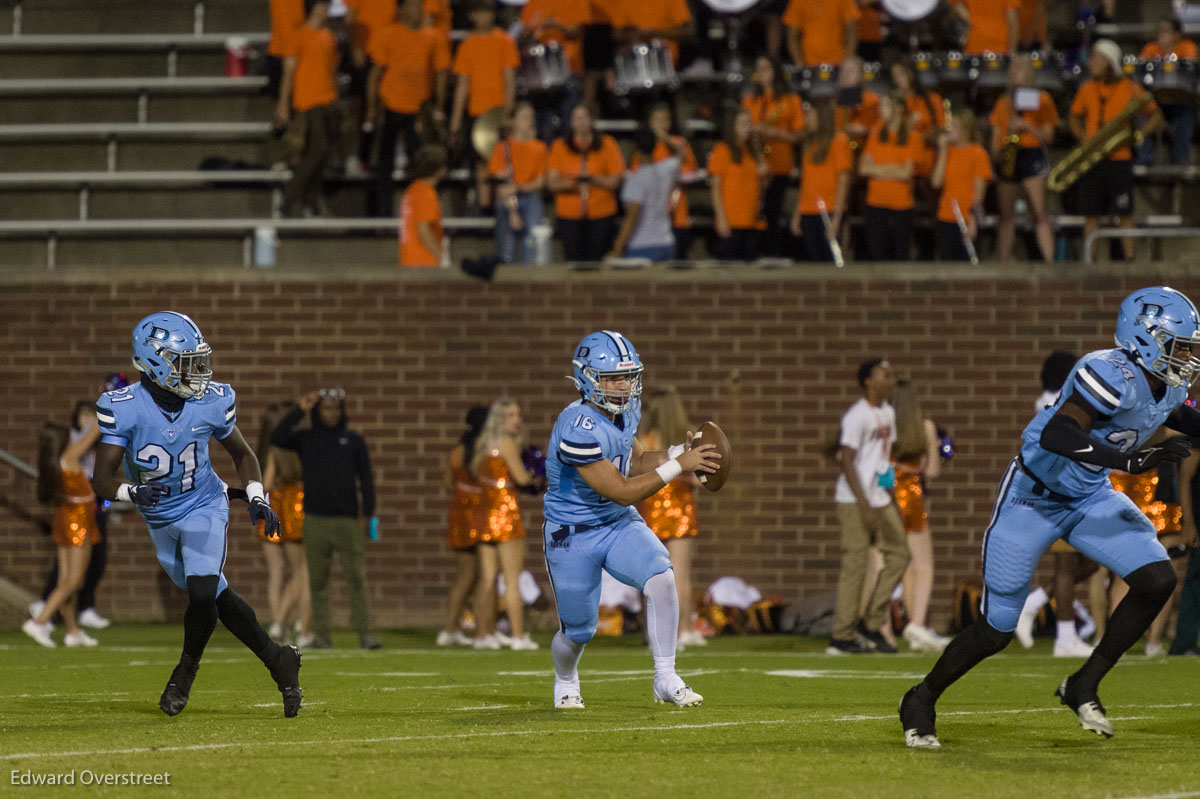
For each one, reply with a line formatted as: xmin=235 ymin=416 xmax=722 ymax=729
xmin=715 ymin=228 xmax=760 ymax=262
xmin=936 ymin=220 xmax=972 ymax=261
xmin=800 ymin=214 xmax=836 ymax=262
xmin=761 ymin=174 xmax=792 ymax=256
xmin=864 ymin=205 xmax=914 ymax=261
xmin=673 ymin=226 xmax=692 ymax=260
xmin=265 ymin=55 xmax=284 ymax=103
xmin=283 ymin=103 xmax=339 ymax=215
xmin=558 ymin=216 xmax=616 ymax=262
xmin=370 ymin=109 xmax=418 ymax=217
xmin=42 ymin=506 xmax=108 ymax=613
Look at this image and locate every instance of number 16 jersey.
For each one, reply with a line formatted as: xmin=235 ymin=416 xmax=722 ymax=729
xmin=544 ymin=398 xmax=641 ymax=527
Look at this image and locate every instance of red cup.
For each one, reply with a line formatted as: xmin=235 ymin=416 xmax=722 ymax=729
xmin=225 ymin=36 xmax=249 ymax=77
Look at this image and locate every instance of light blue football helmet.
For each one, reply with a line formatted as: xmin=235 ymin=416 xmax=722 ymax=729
xmin=1115 ymin=286 xmax=1200 ymax=388
xmin=570 ymin=330 xmax=643 ymax=414
xmin=131 ymin=311 xmax=213 ymax=399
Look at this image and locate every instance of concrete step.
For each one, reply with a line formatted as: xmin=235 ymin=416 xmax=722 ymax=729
xmin=8 ymin=0 xmax=267 ymax=35
xmin=0 ymin=188 xmax=272 ymax=220
xmin=0 ymin=50 xmax=228 ymax=78
xmin=0 ymin=139 xmax=271 ymax=172
xmin=0 ymin=93 xmax=274 ymax=124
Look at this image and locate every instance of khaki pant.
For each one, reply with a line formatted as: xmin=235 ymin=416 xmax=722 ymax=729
xmin=832 ymin=502 xmax=910 ymax=641
xmin=304 ymin=514 xmax=370 ymax=639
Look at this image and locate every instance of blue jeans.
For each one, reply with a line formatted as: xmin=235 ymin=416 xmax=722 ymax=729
xmin=1135 ymin=102 xmax=1196 ymax=165
xmin=625 ymin=243 xmax=675 ymax=262
xmin=495 ymin=192 xmax=545 ymax=264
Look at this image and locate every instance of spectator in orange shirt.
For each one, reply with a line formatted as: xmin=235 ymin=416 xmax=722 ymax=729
xmin=708 ymin=107 xmax=764 ymax=262
xmin=744 ymin=56 xmax=803 ymax=256
xmin=366 ymin=0 xmax=450 ymax=216
xmin=547 ymin=104 xmax=626 ymax=261
xmin=519 ymin=0 xmax=588 ymax=141
xmin=488 ymin=103 xmax=549 ymax=264
xmin=791 ymin=100 xmax=854 ymax=263
xmin=859 ymin=92 xmax=925 ymax=261
xmin=631 ymin=103 xmax=699 ymax=260
xmin=989 ymin=54 xmax=1058 ymax=263
xmin=783 ymin=0 xmax=860 ymax=67
xmin=399 ymin=144 xmax=448 ymax=267
xmin=276 ymin=0 xmax=339 ymax=218
xmin=931 ymin=110 xmax=992 ymax=261
xmin=346 ymin=0 xmax=397 ymax=68
xmin=1137 ymin=18 xmax=1198 ymax=166
xmin=949 ymin=0 xmax=1018 ymax=55
xmin=1068 ymin=39 xmax=1163 ymax=260
xmin=451 ymin=0 xmax=521 ymax=212
xmin=268 ymin=0 xmax=306 ymax=103
xmin=1016 ymin=0 xmax=1047 ymax=51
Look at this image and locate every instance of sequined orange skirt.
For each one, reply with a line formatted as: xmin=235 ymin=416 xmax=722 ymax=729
xmin=894 ymin=471 xmax=928 ymax=533
xmin=52 ymin=501 xmax=100 ymax=547
xmin=477 ymin=489 xmax=526 ymax=544
xmin=447 ymin=483 xmax=483 ymax=550
xmin=258 ymin=483 xmax=305 ymax=543
xmin=1110 ymin=472 xmax=1182 ymax=537
xmin=638 ymin=478 xmax=698 ymax=540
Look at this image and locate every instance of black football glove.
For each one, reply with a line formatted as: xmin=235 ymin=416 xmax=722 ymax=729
xmin=1125 ymin=437 xmax=1193 ymax=474
xmin=250 ymin=497 xmax=280 ymax=539
xmin=128 ymin=482 xmax=170 ymax=508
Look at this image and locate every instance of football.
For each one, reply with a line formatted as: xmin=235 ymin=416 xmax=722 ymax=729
xmin=692 ymin=421 xmax=732 ymax=492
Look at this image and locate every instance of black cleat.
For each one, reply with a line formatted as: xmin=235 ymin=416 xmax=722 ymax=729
xmin=900 ymin=683 xmax=941 ymax=748
xmin=1055 ymin=676 xmax=1114 ymax=738
xmin=269 ymin=644 xmax=303 ymax=718
xmin=159 ymin=658 xmax=199 ymax=717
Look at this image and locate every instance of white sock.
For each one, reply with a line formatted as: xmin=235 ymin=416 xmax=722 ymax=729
xmin=551 ymin=630 xmax=584 ymax=691
xmin=644 ymin=570 xmax=679 ymax=680
xmin=1056 ymin=619 xmax=1076 ymax=641
xmin=1021 ymin=586 xmax=1048 ymax=615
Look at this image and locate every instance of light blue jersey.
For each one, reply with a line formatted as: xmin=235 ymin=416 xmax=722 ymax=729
xmin=1020 ymin=348 xmax=1187 ymax=498
xmin=96 ymin=381 xmax=237 ymax=527
xmin=544 ymin=398 xmax=642 ymax=527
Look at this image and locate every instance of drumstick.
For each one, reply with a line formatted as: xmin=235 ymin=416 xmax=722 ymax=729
xmin=951 ymin=199 xmax=979 ymax=265
xmin=817 ymin=197 xmax=844 ymax=268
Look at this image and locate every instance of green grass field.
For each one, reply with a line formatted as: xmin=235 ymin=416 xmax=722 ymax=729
xmin=2 ymin=625 xmax=1199 ymax=798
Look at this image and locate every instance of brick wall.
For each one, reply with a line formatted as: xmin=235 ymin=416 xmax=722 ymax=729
xmin=2 ymin=265 xmax=1196 ymax=631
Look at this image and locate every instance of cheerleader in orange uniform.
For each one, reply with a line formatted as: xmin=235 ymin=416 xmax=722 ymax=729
xmin=471 ymin=398 xmax=541 ymax=650
xmin=257 ymin=403 xmax=312 ymax=647
xmin=438 ymin=405 xmax=488 ymax=647
xmin=24 ymin=403 xmax=102 ymax=648
xmin=635 ymin=386 xmax=704 ymax=647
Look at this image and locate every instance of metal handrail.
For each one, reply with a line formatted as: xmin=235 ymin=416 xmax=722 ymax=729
xmin=0 ymin=447 xmax=36 ymax=479
xmin=1083 ymin=227 xmax=1200 ymax=264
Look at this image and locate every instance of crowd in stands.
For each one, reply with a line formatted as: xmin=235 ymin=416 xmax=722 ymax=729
xmin=266 ymin=0 xmax=1196 ymax=264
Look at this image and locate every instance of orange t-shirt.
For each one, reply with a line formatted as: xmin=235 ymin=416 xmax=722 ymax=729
xmin=521 ymin=0 xmax=590 ymax=75
xmin=453 ymin=29 xmax=522 ymax=117
xmin=859 ymin=2 xmax=883 ymax=43
xmin=988 ymin=89 xmax=1059 ymax=149
xmin=547 ymin=135 xmax=626 ymax=219
xmin=487 ymin=137 xmax=549 ymax=186
xmin=782 ymin=0 xmax=862 ymax=66
xmin=269 ymin=0 xmax=306 ymax=58
xmin=370 ymin=23 xmax=450 ymax=114
xmin=1140 ymin=39 xmax=1200 ymax=60
xmin=937 ymin=144 xmax=992 ymax=223
xmin=862 ymin=124 xmax=925 ymax=210
xmin=906 ymin=92 xmax=946 ymax=137
xmin=835 ymin=89 xmax=881 ymax=134
xmin=1069 ymin=79 xmax=1157 ymax=161
xmin=1016 ymin=0 xmax=1046 ymax=46
xmin=285 ymin=25 xmax=338 ymax=111
xmin=630 ymin=136 xmax=699 ymax=227
xmin=610 ymin=0 xmax=692 ymax=65
xmin=950 ymin=0 xmax=1019 ymax=55
xmin=799 ymin=132 xmax=853 ymax=216
xmin=347 ymin=0 xmax=397 ymax=53
xmin=743 ymin=91 xmax=804 ymax=176
xmin=399 ymin=178 xmax=442 ymax=267
xmin=707 ymin=142 xmax=762 ymax=230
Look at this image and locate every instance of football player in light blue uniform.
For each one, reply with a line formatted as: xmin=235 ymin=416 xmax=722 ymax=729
xmin=543 ymin=331 xmax=721 ymax=709
xmin=901 ymin=287 xmax=1200 ymax=748
xmin=91 ymin=312 xmax=302 ymax=718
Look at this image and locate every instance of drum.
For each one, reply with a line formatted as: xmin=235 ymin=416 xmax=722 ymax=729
xmin=862 ymin=60 xmax=890 ymax=95
xmin=1138 ymin=55 xmax=1199 ymax=105
xmin=517 ymin=42 xmax=569 ymax=97
xmin=798 ymin=62 xmax=839 ymax=100
xmin=881 ymin=0 xmax=939 ymax=22
xmin=971 ymin=52 xmax=1010 ymax=91
xmin=913 ymin=51 xmax=940 ymax=91
xmin=937 ymin=51 xmax=969 ymax=87
xmin=1029 ymin=49 xmax=1065 ymax=97
xmin=614 ymin=41 xmax=679 ymax=95
xmin=1122 ymin=53 xmax=1139 ymax=78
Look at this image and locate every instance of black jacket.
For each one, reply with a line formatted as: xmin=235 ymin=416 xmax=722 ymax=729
xmin=270 ymin=404 xmax=376 ymax=518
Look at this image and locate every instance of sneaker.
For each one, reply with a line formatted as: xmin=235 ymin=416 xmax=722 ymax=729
xmin=295 ymin=634 xmax=315 ymax=649
xmin=1055 ymin=675 xmax=1114 ymax=738
xmin=1053 ymin=636 xmax=1095 ymax=658
xmin=77 ymin=608 xmax=111 ymax=629
xmin=494 ymin=631 xmax=514 ymax=647
xmin=1015 ymin=608 xmax=1037 ymax=649
xmin=306 ymin=636 xmax=332 ymax=650
xmin=679 ymin=630 xmax=708 ymax=647
xmin=862 ymin=630 xmax=898 ymax=654
xmin=64 ymin=630 xmax=99 ymax=647
xmin=653 ymin=678 xmax=703 ymax=708
xmin=159 ymin=656 xmax=199 ymax=716
xmin=825 ymin=638 xmax=874 ymax=655
xmin=269 ymin=622 xmax=285 ymax=640
xmin=1145 ymin=641 xmax=1165 ymax=657
xmin=903 ymin=625 xmax=947 ymax=654
xmin=27 ymin=600 xmax=45 ymax=620
xmin=21 ymin=618 xmax=55 ymax=648
xmin=269 ymin=645 xmax=303 ymax=718
xmin=899 ymin=683 xmax=941 ymax=748
xmin=509 ymin=634 xmax=539 ymax=651
xmin=473 ymin=634 xmax=501 ymax=650
xmin=436 ymin=630 xmax=472 ymax=647
xmin=359 ymin=634 xmax=383 ymax=650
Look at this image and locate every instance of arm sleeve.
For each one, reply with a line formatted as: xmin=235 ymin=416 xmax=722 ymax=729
xmin=214 ymin=385 xmax=237 ymax=440
xmin=95 ymin=393 xmax=128 ymax=447
xmin=1069 ymin=357 xmax=1128 ymax=417
xmin=557 ymin=427 xmax=605 ymax=466
xmin=355 ymin=434 xmax=376 ymax=518
xmin=270 ymin=406 xmax=307 ymax=450
xmin=1040 ymin=396 xmax=1130 ymax=470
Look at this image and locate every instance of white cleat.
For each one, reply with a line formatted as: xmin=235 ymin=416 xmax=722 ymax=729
xmin=904 ymin=730 xmax=942 ymax=749
xmin=64 ymin=630 xmax=99 ymax=648
xmin=1053 ymin=636 xmax=1095 ymax=658
xmin=509 ymin=634 xmax=539 ymax=651
xmin=654 ymin=680 xmax=703 ymax=707
xmin=22 ymin=619 xmax=55 ymax=648
xmin=554 ymin=694 xmax=585 ymax=709
xmin=77 ymin=608 xmax=111 ymax=629
xmin=1055 ymin=677 xmax=1114 ymax=738
xmin=1015 ymin=610 xmax=1036 ymax=649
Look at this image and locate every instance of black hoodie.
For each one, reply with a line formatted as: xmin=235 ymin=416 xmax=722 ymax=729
xmin=270 ymin=403 xmax=375 ymax=518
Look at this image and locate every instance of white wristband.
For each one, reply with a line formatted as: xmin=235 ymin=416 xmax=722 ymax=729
xmin=655 ymin=459 xmax=683 ymax=484
xmin=667 ymin=443 xmax=686 ymax=460
xmin=246 ymin=481 xmax=266 ymax=503
xmin=116 ymin=483 xmax=133 ymax=503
